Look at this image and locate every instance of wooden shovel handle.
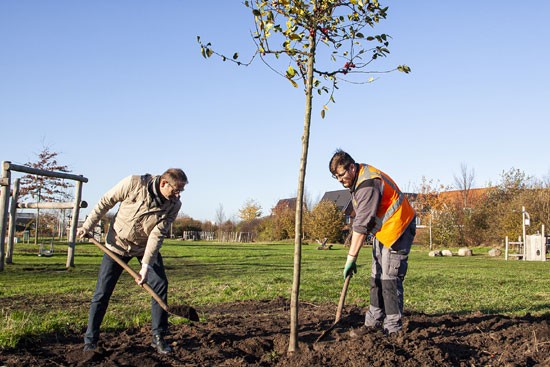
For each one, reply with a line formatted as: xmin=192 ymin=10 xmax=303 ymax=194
xmin=88 ymin=237 xmax=170 ymax=313
xmin=335 ymin=274 xmax=352 ymax=323
xmin=314 ymin=274 xmax=352 ymax=343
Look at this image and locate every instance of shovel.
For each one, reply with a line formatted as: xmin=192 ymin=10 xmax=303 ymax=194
xmin=87 ymin=237 xmax=199 ymax=321
xmin=315 ymin=273 xmax=352 ymax=343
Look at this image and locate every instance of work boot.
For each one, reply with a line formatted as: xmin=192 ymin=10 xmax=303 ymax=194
xmin=83 ymin=342 xmax=97 ymax=352
xmin=151 ymin=335 xmax=172 ymax=355
xmin=349 ymin=322 xmax=382 ymax=339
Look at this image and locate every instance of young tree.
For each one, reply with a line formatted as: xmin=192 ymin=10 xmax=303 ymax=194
xmin=306 ymin=200 xmax=344 ymax=243
xmin=272 ymin=204 xmax=296 ymax=240
xmin=199 ymin=0 xmax=409 ymax=352
xmin=18 ymin=146 xmax=72 ymax=244
xmin=238 ymin=198 xmax=263 ymax=222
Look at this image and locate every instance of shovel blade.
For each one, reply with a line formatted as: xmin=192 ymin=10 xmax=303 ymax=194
xmin=169 ymin=304 xmax=200 ymax=321
xmin=315 ymin=322 xmax=338 ymax=343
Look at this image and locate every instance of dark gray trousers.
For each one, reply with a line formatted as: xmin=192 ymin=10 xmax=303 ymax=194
xmin=84 ymin=252 xmax=169 ymax=344
xmin=365 ymin=219 xmax=416 ymax=332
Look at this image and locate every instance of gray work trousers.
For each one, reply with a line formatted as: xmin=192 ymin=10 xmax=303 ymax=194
xmin=365 ymin=219 xmax=416 ymax=333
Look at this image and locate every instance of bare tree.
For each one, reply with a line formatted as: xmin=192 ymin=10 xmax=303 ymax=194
xmin=19 ymin=145 xmax=72 ymax=244
xmin=215 ymin=203 xmax=226 ymax=240
xmin=215 ymin=203 xmax=226 ymax=227
xmin=454 ymin=163 xmax=475 ymax=208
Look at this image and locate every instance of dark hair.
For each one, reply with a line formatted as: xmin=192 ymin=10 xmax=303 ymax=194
xmin=161 ymin=168 xmax=188 ymax=186
xmin=329 ymin=149 xmax=355 ymax=175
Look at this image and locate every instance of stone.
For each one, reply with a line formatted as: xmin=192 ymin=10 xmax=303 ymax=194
xmin=488 ymin=248 xmax=502 ymax=257
xmin=441 ymin=250 xmax=453 ymax=257
xmin=458 ymin=247 xmax=473 ymax=256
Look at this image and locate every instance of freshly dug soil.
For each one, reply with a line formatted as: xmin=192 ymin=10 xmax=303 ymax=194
xmin=1 ymin=297 xmax=548 ymax=366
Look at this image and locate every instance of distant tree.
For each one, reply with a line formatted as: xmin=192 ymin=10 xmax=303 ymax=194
xmin=462 ymin=201 xmax=491 ymax=246
xmin=271 ymin=205 xmax=296 ymax=240
xmin=526 ymin=180 xmax=550 ymax=230
xmin=215 ymin=203 xmax=226 ymax=239
xmin=215 ymin=203 xmax=225 ymax=226
xmin=236 ymin=217 xmax=263 ymax=235
xmin=173 ymin=215 xmax=203 ymax=236
xmin=201 ymin=220 xmax=217 ymax=233
xmin=256 ymin=216 xmax=275 ymax=241
xmin=454 ymin=163 xmax=475 ymax=209
xmin=431 ymin=209 xmax=460 ymax=247
xmin=199 ymin=0 xmax=409 ymax=352
xmin=414 ymin=177 xmax=448 ymax=249
xmin=238 ymin=199 xmax=262 ymax=222
xmin=306 ymin=200 xmax=344 ymax=243
xmin=19 ymin=146 xmax=72 ymax=244
xmin=220 ymin=219 xmax=237 ymax=234
xmin=485 ymin=168 xmax=532 ymax=241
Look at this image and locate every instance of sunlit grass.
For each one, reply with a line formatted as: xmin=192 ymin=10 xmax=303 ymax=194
xmin=0 ymin=239 xmax=548 ymax=348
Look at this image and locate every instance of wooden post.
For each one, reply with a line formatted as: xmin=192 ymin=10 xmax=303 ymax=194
xmin=66 ymin=179 xmax=84 ymax=268
xmin=18 ymin=201 xmax=88 ymax=209
xmin=6 ymin=178 xmax=20 ymax=264
xmin=522 ymin=206 xmax=527 ymax=261
xmin=0 ymin=161 xmax=12 ymax=271
xmin=505 ymin=236 xmax=509 ymax=261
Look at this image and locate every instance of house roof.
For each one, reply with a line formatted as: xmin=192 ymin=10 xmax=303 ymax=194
xmin=273 ymin=198 xmax=298 ymax=212
xmin=437 ymin=187 xmax=490 ymax=204
xmin=320 ymin=190 xmax=351 ymax=211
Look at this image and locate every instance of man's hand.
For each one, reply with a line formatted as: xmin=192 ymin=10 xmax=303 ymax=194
xmin=343 ymin=254 xmax=357 ymax=279
xmin=136 ymin=263 xmax=152 ymax=285
xmin=76 ymin=227 xmax=88 ymax=239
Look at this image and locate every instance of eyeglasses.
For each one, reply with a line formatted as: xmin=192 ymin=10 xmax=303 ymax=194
xmin=332 ymin=166 xmax=349 ymax=180
xmin=166 ymin=181 xmax=185 ymax=193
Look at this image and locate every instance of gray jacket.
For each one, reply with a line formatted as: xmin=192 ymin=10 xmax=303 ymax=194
xmin=82 ymin=174 xmax=181 ymax=265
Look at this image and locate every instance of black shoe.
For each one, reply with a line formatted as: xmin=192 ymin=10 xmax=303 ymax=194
xmin=83 ymin=342 xmax=97 ymax=352
xmin=349 ymin=323 xmax=382 ymax=339
xmin=151 ymin=335 xmax=172 ymax=355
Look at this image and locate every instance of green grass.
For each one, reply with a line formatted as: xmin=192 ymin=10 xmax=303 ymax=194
xmin=0 ymin=240 xmax=548 ymax=348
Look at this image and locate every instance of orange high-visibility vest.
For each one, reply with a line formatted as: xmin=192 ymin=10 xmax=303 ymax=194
xmin=353 ymin=164 xmax=415 ymax=247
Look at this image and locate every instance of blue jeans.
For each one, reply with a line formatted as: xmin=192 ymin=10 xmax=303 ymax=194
xmin=84 ymin=252 xmax=169 ymax=344
xmin=365 ymin=219 xmax=416 ymax=333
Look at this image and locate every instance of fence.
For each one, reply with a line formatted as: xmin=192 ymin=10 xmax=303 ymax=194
xmin=180 ymin=231 xmax=255 ymax=243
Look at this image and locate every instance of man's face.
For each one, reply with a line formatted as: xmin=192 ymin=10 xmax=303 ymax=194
xmin=333 ymin=164 xmax=355 ymax=188
xmin=160 ymin=179 xmax=185 ymax=200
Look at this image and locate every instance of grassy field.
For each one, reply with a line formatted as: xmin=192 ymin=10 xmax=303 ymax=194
xmin=1 ymin=239 xmax=549 ymax=348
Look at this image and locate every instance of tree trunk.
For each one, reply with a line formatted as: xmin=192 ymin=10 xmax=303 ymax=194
xmin=288 ymin=26 xmax=316 ymax=354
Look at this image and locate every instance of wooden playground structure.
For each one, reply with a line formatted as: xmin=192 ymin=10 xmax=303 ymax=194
xmin=0 ymin=161 xmax=88 ymax=271
xmin=504 ymin=206 xmax=548 ymax=261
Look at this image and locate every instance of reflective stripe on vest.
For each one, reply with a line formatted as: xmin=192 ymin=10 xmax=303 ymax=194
xmin=354 ymin=164 xmax=415 ymax=247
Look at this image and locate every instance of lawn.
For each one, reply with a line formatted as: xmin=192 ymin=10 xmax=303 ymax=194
xmin=0 ymin=239 xmax=548 ymax=348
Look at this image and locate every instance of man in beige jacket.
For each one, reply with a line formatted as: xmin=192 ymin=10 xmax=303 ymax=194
xmin=77 ymin=168 xmax=187 ymax=355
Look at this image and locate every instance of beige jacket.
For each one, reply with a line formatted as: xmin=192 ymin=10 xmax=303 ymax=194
xmin=82 ymin=174 xmax=181 ymax=265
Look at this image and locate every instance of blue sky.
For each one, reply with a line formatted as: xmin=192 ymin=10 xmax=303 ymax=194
xmin=1 ymin=1 xmax=549 ymax=222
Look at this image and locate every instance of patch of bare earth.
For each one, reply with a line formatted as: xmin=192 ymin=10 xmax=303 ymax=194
xmin=1 ymin=297 xmax=548 ymax=366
